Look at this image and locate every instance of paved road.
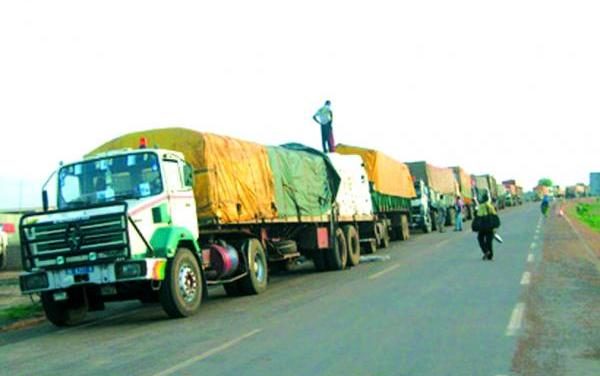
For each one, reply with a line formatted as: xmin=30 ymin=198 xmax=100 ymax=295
xmin=1 ymin=204 xmax=542 ymax=376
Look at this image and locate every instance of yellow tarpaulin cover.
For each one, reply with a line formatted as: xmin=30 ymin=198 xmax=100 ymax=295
xmin=88 ymin=128 xmax=276 ymax=223
xmin=336 ymin=144 xmax=416 ymax=198
xmin=428 ymin=165 xmax=458 ymax=195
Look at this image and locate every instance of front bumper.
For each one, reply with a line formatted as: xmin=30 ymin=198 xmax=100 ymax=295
xmin=19 ymin=258 xmax=167 ymax=294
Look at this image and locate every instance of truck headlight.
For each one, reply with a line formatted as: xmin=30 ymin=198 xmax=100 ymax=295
xmin=20 ymin=273 xmax=49 ymax=292
xmin=115 ymin=261 xmax=146 ymax=279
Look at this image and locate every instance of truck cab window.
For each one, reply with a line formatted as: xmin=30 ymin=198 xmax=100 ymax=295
xmin=163 ymin=160 xmax=184 ymax=191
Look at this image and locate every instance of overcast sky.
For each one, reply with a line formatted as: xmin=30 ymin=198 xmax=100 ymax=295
xmin=1 ymin=1 xmax=599 ymax=209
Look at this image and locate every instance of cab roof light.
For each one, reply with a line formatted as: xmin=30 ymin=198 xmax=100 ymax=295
xmin=139 ymin=137 xmax=148 ymax=149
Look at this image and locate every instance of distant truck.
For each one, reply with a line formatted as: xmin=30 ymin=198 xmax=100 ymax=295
xmin=406 ymin=161 xmax=459 ymax=230
xmin=502 ymin=180 xmax=523 ymax=206
xmin=18 ymin=128 xmax=396 ymax=326
xmin=337 ymin=145 xmax=417 ymax=244
xmin=591 ymin=172 xmax=600 ymax=196
xmin=450 ymin=166 xmax=474 ymax=220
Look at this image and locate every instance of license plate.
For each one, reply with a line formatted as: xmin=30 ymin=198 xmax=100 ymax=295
xmin=66 ymin=266 xmax=94 ymax=275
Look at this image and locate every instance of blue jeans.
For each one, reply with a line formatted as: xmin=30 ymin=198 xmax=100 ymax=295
xmin=455 ymin=212 xmax=463 ymax=231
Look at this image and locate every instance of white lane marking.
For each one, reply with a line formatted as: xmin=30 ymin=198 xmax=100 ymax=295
xmin=368 ymin=263 xmax=402 ymax=280
xmin=530 ymin=242 xmax=537 ymax=250
xmin=506 ymin=303 xmax=526 ymax=336
xmin=520 ymin=272 xmax=531 ymax=285
xmin=527 ymin=254 xmax=535 ymax=263
xmin=533 ymin=234 xmax=539 ymax=242
xmin=152 ymin=328 xmax=262 ymax=376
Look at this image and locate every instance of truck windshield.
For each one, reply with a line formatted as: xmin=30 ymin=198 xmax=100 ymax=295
xmin=58 ymin=152 xmax=163 ymax=209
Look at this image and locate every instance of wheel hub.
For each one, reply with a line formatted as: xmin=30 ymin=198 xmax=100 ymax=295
xmin=178 ymin=263 xmax=198 ymax=303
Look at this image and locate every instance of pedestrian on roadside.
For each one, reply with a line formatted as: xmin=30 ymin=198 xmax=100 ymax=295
xmin=436 ymin=195 xmax=447 ymax=233
xmin=541 ymin=195 xmax=550 ymax=217
xmin=474 ymin=192 xmax=498 ymax=260
xmin=312 ymin=100 xmax=335 ymax=153
xmin=454 ymin=195 xmax=464 ymax=231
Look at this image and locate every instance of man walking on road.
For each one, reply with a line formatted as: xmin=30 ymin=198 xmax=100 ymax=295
xmin=312 ymin=100 xmax=335 ymax=153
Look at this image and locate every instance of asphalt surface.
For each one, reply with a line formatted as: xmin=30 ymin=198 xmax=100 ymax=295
xmin=0 ymin=204 xmax=548 ymax=376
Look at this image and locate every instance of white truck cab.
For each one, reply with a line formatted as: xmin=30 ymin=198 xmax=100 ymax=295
xmin=19 ymin=145 xmax=205 ymax=325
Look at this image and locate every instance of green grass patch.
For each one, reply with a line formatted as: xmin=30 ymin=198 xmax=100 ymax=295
xmin=573 ymin=199 xmax=600 ymax=232
xmin=0 ymin=302 xmax=43 ymax=321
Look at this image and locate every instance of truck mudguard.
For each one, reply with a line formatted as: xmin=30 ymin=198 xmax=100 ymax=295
xmin=149 ymin=226 xmax=200 ymax=258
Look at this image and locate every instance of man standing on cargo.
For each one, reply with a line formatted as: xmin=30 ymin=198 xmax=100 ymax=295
xmin=312 ymin=100 xmax=335 ymax=153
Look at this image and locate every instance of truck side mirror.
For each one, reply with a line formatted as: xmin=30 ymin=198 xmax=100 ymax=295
xmin=42 ymin=190 xmax=49 ymax=212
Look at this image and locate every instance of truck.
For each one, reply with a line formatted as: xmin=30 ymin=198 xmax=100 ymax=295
xmin=502 ymin=179 xmax=523 ymax=206
xmin=590 ymin=172 xmax=600 ymax=196
xmin=450 ymin=166 xmax=474 ymax=220
xmin=406 ymin=161 xmax=459 ymax=229
xmin=336 ymin=144 xmax=417 ymax=243
xmin=496 ymin=184 xmax=507 ymax=209
xmin=18 ymin=128 xmax=384 ymax=326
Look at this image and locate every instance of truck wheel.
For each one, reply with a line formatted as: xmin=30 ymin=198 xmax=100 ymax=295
xmin=422 ymin=213 xmax=432 ymax=233
xmin=238 ymin=239 xmax=268 ymax=295
xmin=344 ymin=225 xmax=360 ymax=267
xmin=326 ymin=228 xmax=348 ymax=270
xmin=380 ymin=228 xmax=390 ymax=248
xmin=41 ymin=287 xmax=88 ymax=327
xmin=0 ymin=250 xmax=6 ymax=270
xmin=400 ymin=214 xmax=410 ymax=240
xmin=160 ymin=247 xmax=203 ymax=318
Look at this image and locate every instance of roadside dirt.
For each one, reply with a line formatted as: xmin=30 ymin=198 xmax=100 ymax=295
xmin=512 ymin=201 xmax=600 ymax=375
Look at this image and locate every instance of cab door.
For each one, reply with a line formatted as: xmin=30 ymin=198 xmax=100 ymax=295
xmin=162 ymin=158 xmax=199 ymax=239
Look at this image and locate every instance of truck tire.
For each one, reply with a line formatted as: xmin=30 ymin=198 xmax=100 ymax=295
xmin=238 ymin=239 xmax=268 ymax=295
xmin=399 ymin=214 xmax=410 ymax=240
xmin=0 ymin=250 xmax=6 ymax=270
xmin=344 ymin=225 xmax=360 ymax=267
xmin=422 ymin=213 xmax=432 ymax=233
xmin=380 ymin=226 xmax=390 ymax=249
xmin=41 ymin=287 xmax=88 ymax=327
xmin=160 ymin=247 xmax=203 ymax=318
xmin=326 ymin=228 xmax=348 ymax=270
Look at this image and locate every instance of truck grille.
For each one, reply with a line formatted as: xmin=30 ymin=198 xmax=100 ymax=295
xmin=20 ymin=204 xmax=130 ymax=270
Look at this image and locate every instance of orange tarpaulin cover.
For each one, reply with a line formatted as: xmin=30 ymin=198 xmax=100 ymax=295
xmin=336 ymin=144 xmax=416 ymax=198
xmin=88 ymin=128 xmax=276 ymax=223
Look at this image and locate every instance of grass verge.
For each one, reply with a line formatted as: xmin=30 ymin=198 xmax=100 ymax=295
xmin=572 ymin=199 xmax=600 ymax=232
xmin=0 ymin=302 xmax=43 ymax=322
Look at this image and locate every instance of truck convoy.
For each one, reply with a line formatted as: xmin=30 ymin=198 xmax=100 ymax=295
xmin=405 ymin=161 xmax=459 ymax=231
xmin=18 ymin=128 xmax=414 ymax=326
xmin=18 ymin=127 xmax=522 ymax=327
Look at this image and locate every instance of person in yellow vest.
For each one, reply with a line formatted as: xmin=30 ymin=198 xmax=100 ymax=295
xmin=312 ymin=100 xmax=334 ymax=152
xmin=476 ymin=192 xmax=498 ymax=260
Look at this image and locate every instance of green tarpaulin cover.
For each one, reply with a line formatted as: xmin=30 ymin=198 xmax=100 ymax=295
xmin=266 ymin=144 xmax=340 ymax=219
